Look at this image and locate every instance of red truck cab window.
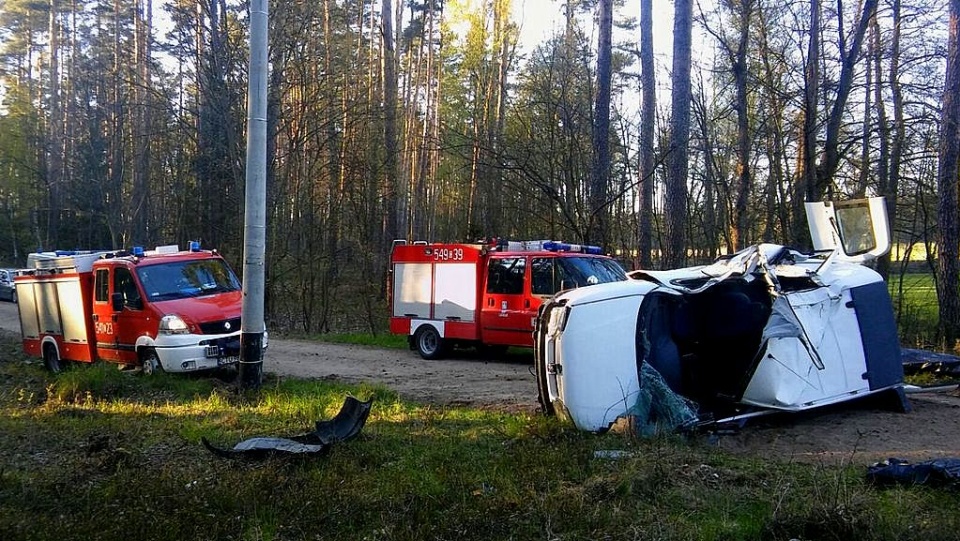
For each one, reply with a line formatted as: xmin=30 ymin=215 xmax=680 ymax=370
xmin=95 ymin=269 xmax=109 ymax=302
xmin=114 ymin=267 xmax=142 ymax=310
xmin=486 ymin=257 xmax=525 ymax=294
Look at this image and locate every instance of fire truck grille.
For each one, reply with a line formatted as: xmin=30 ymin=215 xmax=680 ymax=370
xmin=199 ymin=318 xmax=241 ymax=335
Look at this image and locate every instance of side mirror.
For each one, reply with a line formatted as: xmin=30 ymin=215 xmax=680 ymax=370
xmin=111 ymin=292 xmax=124 ymax=312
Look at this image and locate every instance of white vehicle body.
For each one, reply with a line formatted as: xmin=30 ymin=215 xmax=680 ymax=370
xmin=534 ymin=198 xmax=905 ymax=432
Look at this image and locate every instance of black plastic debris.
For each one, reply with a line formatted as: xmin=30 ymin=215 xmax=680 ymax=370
xmin=310 ymin=395 xmax=374 ymax=443
xmin=202 ymin=396 xmax=373 ymax=459
xmin=866 ymin=457 xmax=960 ymax=489
xmin=901 ymin=348 xmax=960 ymax=377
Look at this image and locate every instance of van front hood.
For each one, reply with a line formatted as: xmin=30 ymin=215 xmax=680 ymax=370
xmin=155 ymin=291 xmax=243 ymax=325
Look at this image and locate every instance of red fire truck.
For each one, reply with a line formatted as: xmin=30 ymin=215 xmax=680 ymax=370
xmin=15 ymin=243 xmax=261 ymax=374
xmin=389 ymin=238 xmax=627 ymax=359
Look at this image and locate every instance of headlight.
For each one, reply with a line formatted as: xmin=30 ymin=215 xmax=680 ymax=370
xmin=159 ymin=315 xmax=190 ymax=335
xmin=546 ymin=303 xmax=571 ymax=335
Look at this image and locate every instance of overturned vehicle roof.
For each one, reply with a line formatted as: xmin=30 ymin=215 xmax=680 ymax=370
xmin=534 ymin=198 xmax=907 ymax=432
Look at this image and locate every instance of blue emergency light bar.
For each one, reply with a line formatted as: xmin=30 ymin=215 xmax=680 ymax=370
xmin=132 ymin=246 xmax=145 ymax=257
xmin=543 ymin=241 xmax=603 ymax=255
xmin=189 ymin=241 xmax=201 ymax=252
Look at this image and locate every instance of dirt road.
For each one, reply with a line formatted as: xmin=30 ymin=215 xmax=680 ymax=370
xmin=0 ymin=301 xmax=538 ymax=409
xmin=3 ymin=300 xmax=959 ymax=464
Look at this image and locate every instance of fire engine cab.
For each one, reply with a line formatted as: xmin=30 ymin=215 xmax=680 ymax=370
xmin=389 ymin=238 xmax=627 ymax=359
xmin=15 ymin=243 xmax=258 ymax=374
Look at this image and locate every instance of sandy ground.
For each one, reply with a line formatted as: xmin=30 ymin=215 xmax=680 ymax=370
xmin=2 ymin=300 xmax=959 ymax=465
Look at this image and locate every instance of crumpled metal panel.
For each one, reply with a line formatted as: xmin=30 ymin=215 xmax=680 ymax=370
xmin=202 ymin=396 xmax=373 ymax=459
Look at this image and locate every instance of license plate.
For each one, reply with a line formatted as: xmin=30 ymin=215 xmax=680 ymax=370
xmin=218 ymin=356 xmax=239 ymax=366
xmin=204 ymin=345 xmax=220 ymax=358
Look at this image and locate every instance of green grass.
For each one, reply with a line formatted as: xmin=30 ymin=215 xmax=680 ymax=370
xmin=888 ymin=272 xmax=940 ymax=349
xmin=1 ymin=333 xmax=959 ymax=541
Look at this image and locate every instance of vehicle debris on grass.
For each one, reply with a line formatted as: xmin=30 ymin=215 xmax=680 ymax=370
xmin=202 ymin=395 xmax=372 ymax=459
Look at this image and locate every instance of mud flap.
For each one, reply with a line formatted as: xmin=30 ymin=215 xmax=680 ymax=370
xmin=202 ymin=396 xmax=373 ymax=459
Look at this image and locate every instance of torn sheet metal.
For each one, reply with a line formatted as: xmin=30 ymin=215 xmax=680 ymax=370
xmin=534 ymin=197 xmax=908 ymax=433
xmin=867 ymin=457 xmax=960 ymax=488
xmin=202 ymin=396 xmax=373 ymax=459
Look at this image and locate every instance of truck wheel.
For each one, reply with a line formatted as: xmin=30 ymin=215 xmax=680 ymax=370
xmin=141 ymin=350 xmax=163 ymax=376
xmin=414 ymin=325 xmax=446 ymax=360
xmin=43 ymin=344 xmax=64 ymax=374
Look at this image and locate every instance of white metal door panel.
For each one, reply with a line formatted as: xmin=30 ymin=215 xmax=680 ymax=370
xmin=393 ymin=263 xmax=432 ymax=318
xmin=17 ymin=282 xmax=40 ymax=339
xmin=36 ymin=281 xmax=63 ymax=335
xmin=56 ymin=279 xmax=89 ymax=343
xmin=433 ymin=263 xmax=477 ymax=322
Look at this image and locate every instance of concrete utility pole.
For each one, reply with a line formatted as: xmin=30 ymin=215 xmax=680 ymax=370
xmin=239 ymin=0 xmax=268 ymax=389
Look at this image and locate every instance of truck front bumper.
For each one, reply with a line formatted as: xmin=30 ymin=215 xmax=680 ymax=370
xmin=153 ymin=331 xmax=268 ymax=372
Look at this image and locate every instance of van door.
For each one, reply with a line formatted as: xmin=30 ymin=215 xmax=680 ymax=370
xmin=480 ymin=255 xmax=533 ymax=347
xmin=92 ymin=267 xmax=120 ymax=362
xmin=805 ymin=197 xmax=891 ymax=263
xmin=93 ymin=266 xmax=142 ymax=364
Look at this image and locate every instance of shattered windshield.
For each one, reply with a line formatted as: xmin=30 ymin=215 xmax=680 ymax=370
xmin=136 ymin=258 xmax=241 ymax=301
xmin=532 ymin=256 xmax=627 ymax=295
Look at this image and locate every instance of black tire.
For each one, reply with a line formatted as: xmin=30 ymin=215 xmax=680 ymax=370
xmin=414 ymin=325 xmax=446 ymax=360
xmin=141 ymin=349 xmax=163 ymax=375
xmin=43 ymin=344 xmax=64 ymax=374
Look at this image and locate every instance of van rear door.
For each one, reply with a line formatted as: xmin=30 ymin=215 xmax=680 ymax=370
xmin=805 ymin=197 xmax=891 ymax=264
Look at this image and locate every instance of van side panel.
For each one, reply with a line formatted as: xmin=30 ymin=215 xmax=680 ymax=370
xmin=851 ymin=281 xmax=903 ymax=390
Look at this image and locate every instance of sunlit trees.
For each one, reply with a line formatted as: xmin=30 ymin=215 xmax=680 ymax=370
xmin=0 ymin=0 xmax=955 ymax=340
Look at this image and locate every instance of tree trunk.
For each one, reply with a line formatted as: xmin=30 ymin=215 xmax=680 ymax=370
xmin=664 ymin=0 xmax=692 ymax=268
xmin=797 ymin=0 xmax=820 ymax=246
xmin=381 ymin=0 xmax=399 ymax=249
xmin=589 ymin=0 xmax=612 ymax=246
xmin=46 ymin=0 xmax=62 ymax=247
xmin=638 ymin=0 xmax=656 ymax=268
xmin=732 ymin=0 xmax=753 ymax=251
xmin=817 ymin=0 xmax=879 ymax=190
xmin=132 ymin=0 xmax=152 ymax=244
xmin=937 ymin=0 xmax=960 ymax=347
xmin=878 ymin=0 xmax=905 ymax=282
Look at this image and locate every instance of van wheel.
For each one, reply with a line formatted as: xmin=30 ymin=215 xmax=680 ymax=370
xmin=141 ymin=350 xmax=163 ymax=375
xmin=43 ymin=344 xmax=64 ymax=374
xmin=414 ymin=326 xmax=446 ymax=360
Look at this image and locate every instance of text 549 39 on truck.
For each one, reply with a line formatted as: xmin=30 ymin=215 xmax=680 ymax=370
xmin=14 ymin=243 xmax=266 ymax=374
xmin=389 ymin=238 xmax=627 ymax=359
